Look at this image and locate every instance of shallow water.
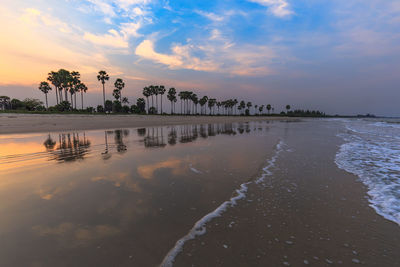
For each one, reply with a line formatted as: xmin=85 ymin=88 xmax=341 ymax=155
xmin=0 ymin=122 xmax=282 ymax=266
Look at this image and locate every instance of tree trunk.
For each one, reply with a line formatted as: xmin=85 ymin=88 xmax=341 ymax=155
xmin=59 ymin=89 xmax=63 ymax=102
xmin=161 ymin=95 xmax=163 ymax=114
xmin=81 ymin=91 xmax=84 ymax=110
xmin=55 ymin=87 xmax=59 ymax=105
xmin=102 ymin=83 xmax=106 ymax=112
xmin=45 ymin=93 xmax=48 ymax=110
xmin=155 ymin=95 xmax=158 ymax=114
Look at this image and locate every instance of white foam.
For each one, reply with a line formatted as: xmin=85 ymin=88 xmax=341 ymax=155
xmin=160 ymin=140 xmax=285 ymax=267
xmin=190 ymin=167 xmax=202 ymax=174
xmin=335 ymin=119 xmax=400 ymax=226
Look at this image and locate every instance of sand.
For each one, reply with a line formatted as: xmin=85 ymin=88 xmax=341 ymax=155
xmin=171 ymin=120 xmax=400 ymax=267
xmin=0 ymin=118 xmax=398 ymax=266
xmin=0 ymin=113 xmax=297 ymax=134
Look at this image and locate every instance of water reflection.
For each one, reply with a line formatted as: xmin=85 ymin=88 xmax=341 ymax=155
xmin=47 ymin=133 xmax=91 ymax=162
xmin=0 ymin=120 xmax=282 ymax=266
xmin=144 ymin=127 xmax=167 ymax=148
xmin=1 ymin=123 xmax=269 ymax=165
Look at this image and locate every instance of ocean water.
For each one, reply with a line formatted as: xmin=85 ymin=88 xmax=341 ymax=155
xmin=335 ymin=118 xmax=400 ymax=226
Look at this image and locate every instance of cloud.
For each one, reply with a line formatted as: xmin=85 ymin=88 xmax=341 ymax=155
xmin=195 ymin=10 xmax=224 ymax=22
xmin=85 ymin=0 xmax=153 ymax=21
xmin=135 ymin=37 xmax=276 ymax=76
xmin=0 ymin=6 xmax=120 ymax=86
xmin=248 ymin=0 xmax=292 ymax=17
xmin=84 ymin=29 xmax=129 ymax=48
xmin=135 ymin=40 xmax=184 ymax=67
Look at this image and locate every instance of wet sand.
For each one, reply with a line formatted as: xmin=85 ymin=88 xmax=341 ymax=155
xmin=171 ymin=120 xmax=400 ymax=266
xmin=0 ymin=120 xmax=399 ymax=266
xmin=0 ymin=113 xmax=296 ymax=134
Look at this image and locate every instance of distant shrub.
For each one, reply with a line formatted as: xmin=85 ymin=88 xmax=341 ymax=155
xmin=97 ymin=105 xmax=104 ymax=112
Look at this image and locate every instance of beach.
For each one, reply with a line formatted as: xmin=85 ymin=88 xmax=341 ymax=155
xmin=0 ymin=113 xmax=297 ymax=134
xmin=0 ymin=118 xmax=399 ymax=266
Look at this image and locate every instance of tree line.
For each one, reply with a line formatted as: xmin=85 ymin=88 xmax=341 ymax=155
xmin=0 ymin=69 xmax=325 ymax=117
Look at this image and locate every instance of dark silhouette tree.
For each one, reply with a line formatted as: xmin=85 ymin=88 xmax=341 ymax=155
xmin=142 ymin=86 xmax=151 ymax=113
xmin=97 ymin=70 xmax=109 ymax=111
xmin=113 ymin=78 xmax=125 ymax=103
xmin=167 ymin=87 xmax=177 ymax=114
xmin=267 ymin=104 xmax=272 ymax=115
xmin=78 ymin=83 xmax=88 ymax=110
xmin=158 ymin=85 xmax=166 ymax=114
xmin=286 ymin=105 xmax=291 ymax=114
xmin=38 ymin=81 xmax=52 ymax=109
xmin=47 ymin=71 xmax=62 ymax=104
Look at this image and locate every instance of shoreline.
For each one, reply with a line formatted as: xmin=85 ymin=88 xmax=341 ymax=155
xmin=0 ymin=113 xmax=300 ymax=135
xmin=171 ymin=119 xmax=400 ymax=266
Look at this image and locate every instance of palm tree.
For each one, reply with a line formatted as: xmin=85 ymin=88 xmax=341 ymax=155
xmin=97 ymin=70 xmax=109 ymax=110
xmin=70 ymin=71 xmax=80 ymax=109
xmin=178 ymin=91 xmax=184 ymax=115
xmin=38 ymin=81 xmax=52 ymax=109
xmin=208 ymin=98 xmax=216 ymax=115
xmin=246 ymin=102 xmax=252 ymax=115
xmin=255 ymin=105 xmax=258 ymax=115
xmin=58 ymin=69 xmax=71 ymax=103
xmin=259 ymin=105 xmax=264 ymax=115
xmin=158 ymin=85 xmax=166 ymax=114
xmin=47 ymin=71 xmax=61 ymax=104
xmin=286 ymin=105 xmax=291 ymax=114
xmin=199 ymin=96 xmax=208 ymax=115
xmin=239 ymin=101 xmax=246 ymax=115
xmin=114 ymin=78 xmax=125 ymax=103
xmin=192 ymin=94 xmax=198 ymax=114
xmin=143 ymin=86 xmax=151 ymax=114
xmin=234 ymin=99 xmax=238 ymax=115
xmin=149 ymin=85 xmax=155 ymax=111
xmin=267 ymin=104 xmax=272 ymax=115
xmin=167 ymin=87 xmax=176 ymax=114
xmin=154 ymin=85 xmax=159 ymax=113
xmin=173 ymin=98 xmax=177 ymax=114
xmin=78 ymin=83 xmax=88 ymax=110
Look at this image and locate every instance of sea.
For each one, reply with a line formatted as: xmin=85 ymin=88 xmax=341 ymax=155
xmin=335 ymin=118 xmax=400 ymax=226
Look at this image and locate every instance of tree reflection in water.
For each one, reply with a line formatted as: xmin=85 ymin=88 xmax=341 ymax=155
xmin=43 ymin=135 xmax=56 ymax=151
xmin=144 ymin=127 xmax=167 ymax=148
xmin=45 ymin=133 xmax=91 ymax=162
xmin=43 ymin=123 xmax=260 ymax=162
xmin=168 ymin=127 xmax=177 ymax=146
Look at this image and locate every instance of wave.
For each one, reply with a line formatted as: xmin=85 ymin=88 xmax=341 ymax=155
xmin=335 ymin=120 xmax=400 ymax=226
xmin=160 ymin=140 xmax=285 ymax=267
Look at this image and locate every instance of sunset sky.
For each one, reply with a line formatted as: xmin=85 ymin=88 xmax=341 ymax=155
xmin=1 ymin=0 xmax=399 ymax=116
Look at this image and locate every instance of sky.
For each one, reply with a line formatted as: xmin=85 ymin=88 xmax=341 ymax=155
xmin=0 ymin=0 xmax=399 ymax=116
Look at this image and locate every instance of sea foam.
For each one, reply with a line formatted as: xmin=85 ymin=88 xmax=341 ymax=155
xmin=160 ymin=140 xmax=285 ymax=267
xmin=335 ymin=119 xmax=400 ymax=226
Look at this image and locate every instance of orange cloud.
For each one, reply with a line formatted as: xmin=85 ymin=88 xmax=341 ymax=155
xmin=137 ymin=158 xmax=188 ymax=179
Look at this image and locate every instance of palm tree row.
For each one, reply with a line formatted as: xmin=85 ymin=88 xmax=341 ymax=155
xmin=40 ymin=69 xmax=88 ymax=110
xmin=142 ymin=85 xmax=166 ymax=114
xmin=38 ymin=69 xmax=284 ymax=115
xmin=142 ymin=86 xmax=278 ymax=116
